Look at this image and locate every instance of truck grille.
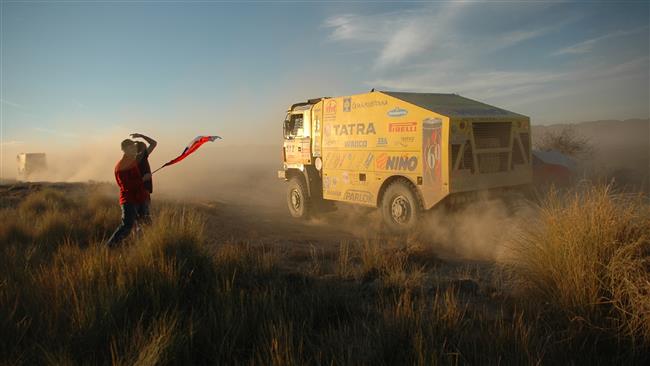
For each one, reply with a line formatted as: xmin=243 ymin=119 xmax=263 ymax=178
xmin=451 ymin=123 xmax=527 ymax=174
xmin=478 ymin=152 xmax=509 ymax=173
xmin=512 ymin=132 xmax=530 ymax=165
xmin=462 ymin=142 xmax=474 ymax=171
xmin=472 ymin=122 xmax=511 ymax=148
xmin=512 ymin=142 xmax=525 ymax=164
xmin=472 ymin=122 xmax=512 ymax=174
xmin=451 ymin=144 xmax=461 ymax=168
xmin=451 ymin=141 xmax=474 ymax=171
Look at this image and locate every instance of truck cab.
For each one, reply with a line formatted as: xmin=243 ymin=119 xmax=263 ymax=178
xmin=279 ymin=100 xmax=323 ymax=218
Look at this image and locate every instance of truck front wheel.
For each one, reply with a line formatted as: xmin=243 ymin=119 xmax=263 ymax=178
xmin=287 ymin=176 xmax=310 ymax=219
xmin=380 ymin=179 xmax=422 ymax=233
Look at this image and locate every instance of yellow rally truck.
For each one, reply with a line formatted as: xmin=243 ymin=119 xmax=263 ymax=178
xmin=278 ymin=91 xmax=532 ymax=232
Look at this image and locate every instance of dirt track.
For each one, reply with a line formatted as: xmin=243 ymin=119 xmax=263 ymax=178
xmin=200 ymin=201 xmax=348 ymax=244
xmin=194 ymin=194 xmax=503 ymax=276
xmin=197 ymin=199 xmax=389 ymax=254
xmin=0 ymin=181 xmax=509 ymax=262
xmin=196 ymin=196 xmax=502 ymax=303
xmin=1 ymin=181 xmax=502 ymax=308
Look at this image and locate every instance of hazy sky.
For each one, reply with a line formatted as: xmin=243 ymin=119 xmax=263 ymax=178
xmin=1 ymin=1 xmax=649 ymax=155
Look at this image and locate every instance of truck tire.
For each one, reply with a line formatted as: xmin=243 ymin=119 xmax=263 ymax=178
xmin=287 ymin=176 xmax=310 ymax=219
xmin=380 ymin=179 xmax=422 ymax=233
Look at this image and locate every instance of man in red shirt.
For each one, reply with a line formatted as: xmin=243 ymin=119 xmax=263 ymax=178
xmin=106 ymin=138 xmax=152 ymax=247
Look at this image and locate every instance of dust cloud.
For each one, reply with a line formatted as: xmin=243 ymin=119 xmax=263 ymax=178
xmin=2 ymin=130 xmax=130 ymax=183
xmin=533 ymin=119 xmax=649 ymax=192
xmin=419 ymin=195 xmax=535 ymax=261
xmin=1 ymin=131 xmax=286 ymax=210
xmin=298 ymin=190 xmax=535 ymax=262
xmin=153 ymin=144 xmax=286 ymax=207
xmin=1 ymin=118 xmax=645 ymax=262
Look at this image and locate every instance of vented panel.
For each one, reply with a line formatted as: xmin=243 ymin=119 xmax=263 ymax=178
xmin=520 ymin=133 xmax=530 ymax=157
xmin=478 ymin=152 xmax=509 ymax=173
xmin=451 ymin=144 xmax=461 ymax=169
xmin=462 ymin=142 xmax=474 ymax=171
xmin=512 ymin=137 xmax=525 ymax=165
xmin=472 ymin=122 xmax=511 ymax=148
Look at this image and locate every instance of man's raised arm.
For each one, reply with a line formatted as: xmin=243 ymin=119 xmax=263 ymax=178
xmin=130 ymin=133 xmax=157 ymax=154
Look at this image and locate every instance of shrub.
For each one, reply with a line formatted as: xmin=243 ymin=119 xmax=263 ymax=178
xmin=505 ymin=184 xmax=650 ymax=348
xmin=18 ymin=189 xmax=75 ymax=218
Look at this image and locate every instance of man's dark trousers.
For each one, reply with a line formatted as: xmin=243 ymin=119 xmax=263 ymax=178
xmin=106 ymin=203 xmax=138 ymax=247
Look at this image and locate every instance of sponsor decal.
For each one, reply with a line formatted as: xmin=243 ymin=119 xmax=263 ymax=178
xmin=313 ymin=117 xmax=321 ymax=133
xmin=426 ymin=144 xmax=440 ymax=170
xmin=327 ymin=190 xmax=342 ymax=197
xmin=387 ymin=107 xmax=408 ymax=117
xmin=344 ymin=140 xmax=368 ymax=148
xmin=323 ymin=176 xmax=330 ymax=189
xmin=324 ymin=152 xmax=343 ymax=169
xmin=423 ymin=119 xmax=442 ymax=186
xmin=324 ymin=139 xmax=337 ymax=146
xmin=394 ymin=136 xmax=415 ymax=147
xmin=352 ymin=99 xmax=388 ymax=109
xmin=363 ymin=153 xmax=374 ymax=169
xmin=325 ymin=100 xmax=337 ymax=114
xmin=343 ymin=98 xmax=351 ymax=112
xmin=323 ymin=124 xmax=332 ymax=136
xmin=389 ymin=122 xmax=417 ymax=133
xmin=342 ymin=171 xmax=350 ymax=184
xmin=324 ymin=100 xmax=337 ymax=121
xmin=313 ymin=118 xmax=322 ymax=156
xmin=332 ymin=123 xmax=376 ymax=136
xmin=376 ymin=153 xmax=418 ymax=171
xmin=376 ymin=137 xmax=388 ymax=146
xmin=326 ymin=98 xmax=389 ymax=114
xmin=344 ymin=190 xmax=373 ymax=203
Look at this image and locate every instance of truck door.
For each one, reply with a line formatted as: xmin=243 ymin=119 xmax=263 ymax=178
xmin=283 ymin=110 xmax=312 ymax=165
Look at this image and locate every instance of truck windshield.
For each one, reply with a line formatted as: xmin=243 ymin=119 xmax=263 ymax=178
xmin=284 ymin=113 xmax=304 ymax=138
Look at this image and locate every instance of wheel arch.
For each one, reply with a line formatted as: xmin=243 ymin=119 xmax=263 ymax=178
xmin=285 ymin=167 xmax=320 ymax=198
xmin=285 ymin=168 xmax=304 ymax=180
xmin=376 ymin=175 xmax=424 ymax=209
xmin=285 ymin=168 xmax=307 ymax=187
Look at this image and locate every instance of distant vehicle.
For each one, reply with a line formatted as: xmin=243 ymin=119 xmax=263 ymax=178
xmin=16 ymin=153 xmax=47 ymax=181
xmin=532 ymin=149 xmax=576 ymax=186
xmin=278 ymin=90 xmax=533 ymax=232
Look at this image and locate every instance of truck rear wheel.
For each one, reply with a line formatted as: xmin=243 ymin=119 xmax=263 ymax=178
xmin=380 ymin=179 xmax=421 ymax=233
xmin=287 ymin=176 xmax=310 ymax=219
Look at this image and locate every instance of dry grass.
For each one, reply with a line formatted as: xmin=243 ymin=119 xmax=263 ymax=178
xmin=0 ymin=183 xmax=648 ymax=365
xmin=504 ymin=183 xmax=650 ymax=351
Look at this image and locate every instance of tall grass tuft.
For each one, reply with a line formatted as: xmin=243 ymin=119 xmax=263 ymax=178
xmin=505 ymin=184 xmax=650 ymax=348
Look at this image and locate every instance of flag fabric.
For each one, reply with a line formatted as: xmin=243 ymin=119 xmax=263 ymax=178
xmin=153 ymin=135 xmax=222 ymax=173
